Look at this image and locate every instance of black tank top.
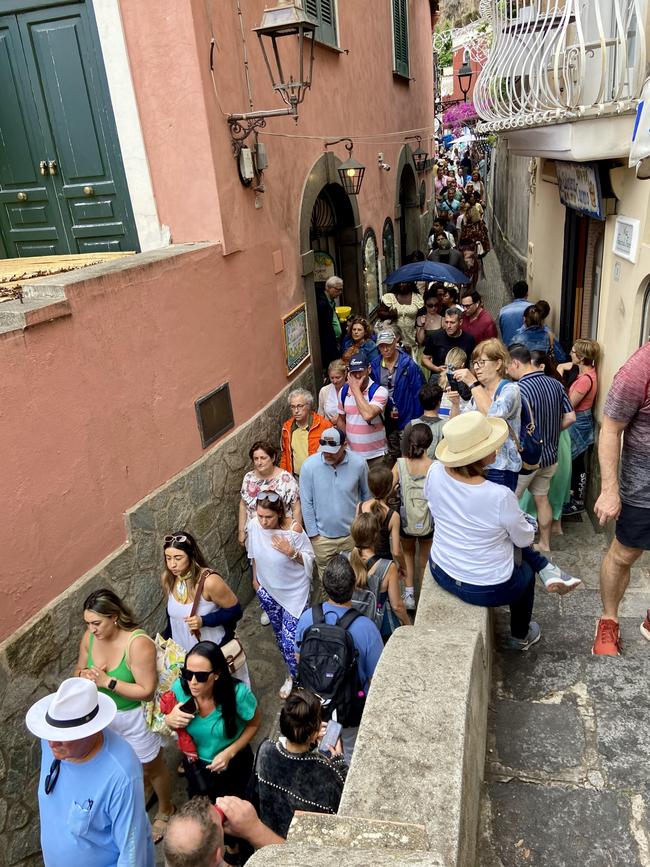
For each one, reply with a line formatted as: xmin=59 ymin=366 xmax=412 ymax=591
xmin=375 ymin=508 xmax=396 ymax=559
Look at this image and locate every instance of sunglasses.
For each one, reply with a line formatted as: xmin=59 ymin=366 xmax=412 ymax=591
xmin=45 ymin=758 xmax=60 ymax=795
xmin=319 ymin=437 xmax=340 ymax=447
xmin=182 ymin=668 xmax=214 ymax=683
xmin=164 ymin=534 xmax=188 ymax=545
xmin=256 ymin=491 xmax=280 ymax=503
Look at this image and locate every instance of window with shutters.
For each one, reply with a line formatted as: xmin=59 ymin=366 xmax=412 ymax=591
xmin=304 ymin=0 xmax=338 ymax=48
xmin=392 ymin=0 xmax=409 ymax=78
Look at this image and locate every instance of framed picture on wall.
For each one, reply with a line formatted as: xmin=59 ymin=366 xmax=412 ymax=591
xmin=612 ymin=216 xmax=640 ymax=263
xmin=282 ymin=303 xmax=310 ymax=375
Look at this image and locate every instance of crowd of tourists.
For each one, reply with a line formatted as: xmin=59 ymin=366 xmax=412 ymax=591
xmin=26 ymin=144 xmax=650 ymax=867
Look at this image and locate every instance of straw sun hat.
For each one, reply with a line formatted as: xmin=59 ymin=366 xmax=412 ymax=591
xmin=435 ymin=411 xmax=508 ymax=468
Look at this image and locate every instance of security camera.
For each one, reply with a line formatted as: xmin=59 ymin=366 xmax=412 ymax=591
xmin=377 ymin=153 xmax=391 ymax=171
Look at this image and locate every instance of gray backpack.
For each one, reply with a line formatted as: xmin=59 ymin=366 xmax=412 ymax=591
xmin=396 ymin=458 xmax=434 ymax=537
xmin=345 ymin=554 xmax=391 ymax=630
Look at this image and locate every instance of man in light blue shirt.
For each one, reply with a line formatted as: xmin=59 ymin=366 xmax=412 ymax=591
xmin=299 ymin=427 xmax=370 ymax=586
xmin=498 ymin=280 xmax=532 ymax=347
xmin=26 ymin=678 xmax=154 ymax=867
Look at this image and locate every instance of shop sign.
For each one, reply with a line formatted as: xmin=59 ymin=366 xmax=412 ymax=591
xmin=555 ymin=161 xmax=604 ymax=221
xmin=313 ymin=251 xmax=335 ymax=283
xmin=612 ymin=216 xmax=641 ymax=264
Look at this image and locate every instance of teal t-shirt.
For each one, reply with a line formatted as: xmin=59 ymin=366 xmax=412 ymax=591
xmin=171 ymin=678 xmax=257 ymax=762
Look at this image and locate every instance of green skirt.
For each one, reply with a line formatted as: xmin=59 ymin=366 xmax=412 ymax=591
xmin=519 ymin=429 xmax=572 ymax=521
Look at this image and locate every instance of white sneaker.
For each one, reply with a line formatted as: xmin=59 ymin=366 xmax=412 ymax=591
xmin=402 ymin=591 xmax=416 ymax=611
xmin=260 ymin=611 xmax=270 ymax=626
xmin=279 ymin=677 xmax=293 ymax=699
xmin=538 ymin=563 xmax=582 ymax=595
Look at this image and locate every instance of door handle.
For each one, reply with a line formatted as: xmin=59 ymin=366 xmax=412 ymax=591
xmin=48 ymin=160 xmax=58 ymax=176
xmin=83 ymin=186 xmax=94 ymax=197
xmin=17 ymin=192 xmax=28 ymax=201
xmin=39 ymin=160 xmax=48 ymax=176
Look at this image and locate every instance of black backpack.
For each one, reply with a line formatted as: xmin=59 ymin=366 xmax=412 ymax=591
xmin=296 ymin=604 xmax=366 ymax=727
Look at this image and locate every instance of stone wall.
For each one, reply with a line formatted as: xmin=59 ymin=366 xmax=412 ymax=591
xmin=0 ymin=366 xmax=312 ymax=867
xmin=487 ymin=140 xmax=531 ymax=290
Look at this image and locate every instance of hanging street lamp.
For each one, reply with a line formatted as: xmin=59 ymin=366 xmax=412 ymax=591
xmin=457 ymin=58 xmax=474 ymax=103
xmin=335 ymin=140 xmax=366 ymax=196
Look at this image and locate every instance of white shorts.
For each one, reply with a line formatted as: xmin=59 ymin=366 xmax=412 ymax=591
xmin=109 ymin=706 xmax=162 ymax=764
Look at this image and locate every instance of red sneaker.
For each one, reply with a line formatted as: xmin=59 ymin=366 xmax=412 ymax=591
xmin=592 ymin=618 xmax=621 ymax=656
xmin=640 ymin=610 xmax=650 ymax=642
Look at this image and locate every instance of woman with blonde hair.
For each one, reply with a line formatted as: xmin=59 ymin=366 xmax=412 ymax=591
xmin=439 ymin=347 xmax=472 ymax=419
xmin=75 ymin=588 xmax=175 ymax=842
xmin=349 ymin=512 xmax=410 ymax=638
xmin=318 ymin=359 xmax=347 ymax=424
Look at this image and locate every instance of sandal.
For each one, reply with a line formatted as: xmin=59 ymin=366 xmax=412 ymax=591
xmin=279 ymin=677 xmax=293 ymax=699
xmin=151 ymin=807 xmax=176 ymax=844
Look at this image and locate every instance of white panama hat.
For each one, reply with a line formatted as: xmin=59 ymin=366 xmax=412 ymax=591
xmin=435 ymin=411 xmax=509 ymax=467
xmin=26 ymin=677 xmax=116 ymax=741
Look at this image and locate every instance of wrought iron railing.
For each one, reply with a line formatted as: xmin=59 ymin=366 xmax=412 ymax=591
xmin=474 ymin=0 xmax=647 ymax=131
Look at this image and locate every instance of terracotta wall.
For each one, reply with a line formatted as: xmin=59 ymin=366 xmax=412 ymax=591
xmin=2 ymin=1 xmax=434 ymax=638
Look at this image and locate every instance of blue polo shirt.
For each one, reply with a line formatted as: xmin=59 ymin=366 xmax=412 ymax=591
xmin=498 ymin=298 xmax=531 ymax=347
xmin=299 ymin=450 xmax=370 ymax=538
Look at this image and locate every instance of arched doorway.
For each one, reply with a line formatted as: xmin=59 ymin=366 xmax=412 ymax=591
xmin=299 ymin=153 xmax=362 ymax=380
xmin=395 ymin=147 xmax=420 ymax=263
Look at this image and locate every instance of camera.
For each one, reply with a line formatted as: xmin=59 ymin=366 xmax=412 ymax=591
xmin=446 ymin=365 xmax=472 ymax=402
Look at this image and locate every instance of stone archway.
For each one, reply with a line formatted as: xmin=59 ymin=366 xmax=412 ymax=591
xmin=394 ymin=146 xmax=421 ymax=264
xmin=299 ymin=152 xmax=363 ymax=379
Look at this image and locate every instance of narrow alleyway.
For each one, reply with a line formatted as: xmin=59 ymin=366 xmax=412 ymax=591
xmin=479 ymin=517 xmax=650 ymax=866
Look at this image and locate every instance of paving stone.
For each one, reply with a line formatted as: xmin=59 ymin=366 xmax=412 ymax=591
xmin=593 ymin=701 xmax=650 ymax=793
xmin=494 ymin=651 xmax=583 ymax=703
xmin=493 ymin=701 xmax=584 ymax=774
xmin=484 ymin=782 xmax=642 ymax=867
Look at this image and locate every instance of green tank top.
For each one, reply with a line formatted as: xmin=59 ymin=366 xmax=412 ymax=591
xmin=87 ymin=629 xmax=147 ymax=712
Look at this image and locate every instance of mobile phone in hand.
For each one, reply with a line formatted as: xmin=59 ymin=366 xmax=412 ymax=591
xmin=318 ymin=719 xmax=342 ymax=754
xmin=178 ymin=697 xmax=197 ymax=715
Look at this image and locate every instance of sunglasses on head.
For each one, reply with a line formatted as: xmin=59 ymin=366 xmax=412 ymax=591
xmin=257 ymin=491 xmax=280 ymax=503
xmin=182 ymin=668 xmax=214 ymax=683
xmin=164 ymin=534 xmax=188 ymax=546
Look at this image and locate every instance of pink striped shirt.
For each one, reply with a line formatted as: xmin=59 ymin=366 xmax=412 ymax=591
xmin=338 ymin=379 xmax=388 ymax=460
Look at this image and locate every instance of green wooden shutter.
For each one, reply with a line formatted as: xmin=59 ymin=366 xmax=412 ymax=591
xmin=304 ymin=0 xmax=337 ymax=48
xmin=392 ymin=0 xmax=409 ymax=77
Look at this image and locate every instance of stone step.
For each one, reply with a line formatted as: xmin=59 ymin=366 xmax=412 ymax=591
xmin=0 ymin=295 xmax=71 ymax=335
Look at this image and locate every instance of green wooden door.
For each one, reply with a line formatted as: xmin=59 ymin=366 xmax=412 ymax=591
xmin=0 ymin=2 xmax=139 ymax=257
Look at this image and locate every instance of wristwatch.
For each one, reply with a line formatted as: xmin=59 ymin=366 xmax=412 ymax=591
xmin=107 ymin=678 xmax=117 ymax=691
xmin=469 ymin=380 xmax=482 ymax=389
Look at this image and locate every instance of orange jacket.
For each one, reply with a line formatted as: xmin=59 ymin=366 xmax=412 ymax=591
xmin=279 ymin=412 xmax=331 ymax=474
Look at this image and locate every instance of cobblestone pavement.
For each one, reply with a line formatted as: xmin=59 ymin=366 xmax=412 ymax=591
xmin=479 ymin=517 xmax=650 ymax=867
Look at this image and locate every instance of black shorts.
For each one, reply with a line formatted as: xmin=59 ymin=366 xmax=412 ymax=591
xmin=615 ymin=501 xmax=650 ymax=550
xmin=400 ymin=530 xmax=434 ymax=541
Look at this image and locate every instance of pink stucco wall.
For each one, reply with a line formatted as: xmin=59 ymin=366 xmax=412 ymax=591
xmin=2 ymin=1 xmax=434 ymax=637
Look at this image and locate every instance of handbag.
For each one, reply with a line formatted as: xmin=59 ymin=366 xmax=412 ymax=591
xmin=495 ymin=381 xmax=543 ymax=474
xmin=191 ymin=569 xmax=248 ymax=676
xmin=143 ymin=634 xmax=187 ymax=734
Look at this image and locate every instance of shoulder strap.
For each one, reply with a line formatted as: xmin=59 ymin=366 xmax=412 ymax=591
xmin=189 ymin=568 xmax=212 ymax=639
xmin=368 ymin=381 xmax=379 ymax=401
xmin=494 ymin=379 xmax=508 ymax=399
xmin=338 ymin=607 xmax=361 ymax=630
xmin=125 ymin=628 xmax=153 ymax=665
xmin=312 ymin=603 xmax=325 ymax=625
xmin=365 ymin=554 xmax=381 ymax=571
xmin=340 ymin=384 xmax=349 ymax=405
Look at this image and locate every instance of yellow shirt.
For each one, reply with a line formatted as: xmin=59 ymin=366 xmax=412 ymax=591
xmin=291 ymin=427 xmax=310 ymax=475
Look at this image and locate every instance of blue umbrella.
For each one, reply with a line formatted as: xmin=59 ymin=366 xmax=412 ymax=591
xmin=384 ymin=260 xmax=470 ymax=286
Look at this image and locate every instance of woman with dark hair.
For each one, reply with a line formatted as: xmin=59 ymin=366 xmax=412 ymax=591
xmin=239 ymin=439 xmax=301 ymax=627
xmin=358 ymin=463 xmax=404 ymax=569
xmin=238 ymin=440 xmax=301 ymax=546
xmin=164 ymin=641 xmax=260 ymax=805
xmin=392 ymin=423 xmax=435 ymax=609
xmin=162 ymin=532 xmax=244 ymax=665
xmin=340 ymin=316 xmax=379 ymax=364
xmin=247 ymin=493 xmax=314 ymax=699
xmin=75 ymin=588 xmax=174 ymax=842
xmin=511 ymin=301 xmax=556 ymax=354
xmin=251 ymin=689 xmax=347 ymax=838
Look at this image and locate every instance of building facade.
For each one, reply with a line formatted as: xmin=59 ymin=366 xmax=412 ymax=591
xmin=475 ymin=0 xmax=650 ymax=395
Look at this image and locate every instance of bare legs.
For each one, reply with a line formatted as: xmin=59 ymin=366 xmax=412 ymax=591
xmin=144 ymin=749 xmax=174 ymax=841
xmin=401 ymin=537 xmax=432 ymax=600
xmin=533 ymin=494 xmax=553 ymax=552
xmin=600 ymin=537 xmax=641 ymax=620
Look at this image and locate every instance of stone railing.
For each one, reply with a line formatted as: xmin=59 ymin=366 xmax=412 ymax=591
xmin=475 ymin=0 xmax=647 ymax=132
xmin=248 ymin=567 xmax=493 ymax=866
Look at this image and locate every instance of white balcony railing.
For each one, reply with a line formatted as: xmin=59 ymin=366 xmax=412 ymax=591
xmin=474 ymin=0 xmax=647 ymax=132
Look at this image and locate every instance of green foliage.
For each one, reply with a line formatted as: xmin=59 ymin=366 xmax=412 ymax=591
xmin=434 ymin=24 xmax=453 ymax=68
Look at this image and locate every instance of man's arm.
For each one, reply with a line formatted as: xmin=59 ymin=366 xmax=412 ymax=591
xmin=217 ymin=796 xmax=285 ymax=848
xmin=111 ymin=778 xmax=155 ymax=867
xmin=560 ymin=410 xmax=576 ymax=430
xmin=594 ymin=415 xmax=627 ymax=525
xmin=349 ymin=380 xmax=384 ymax=423
xmin=298 ymin=467 xmax=318 ymax=537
